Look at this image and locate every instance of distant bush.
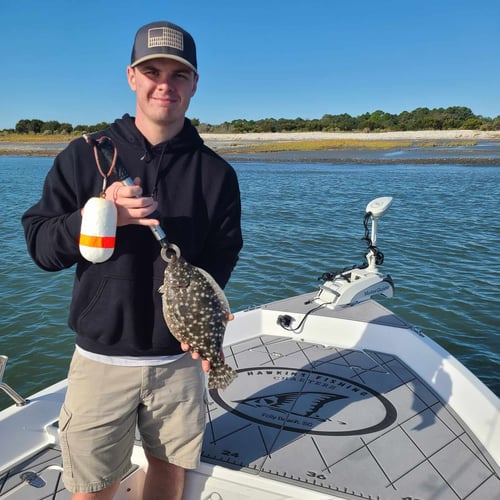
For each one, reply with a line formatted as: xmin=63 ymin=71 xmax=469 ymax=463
xmin=199 ymin=107 xmax=498 ymax=133
xmin=3 ymin=107 xmax=499 ymax=135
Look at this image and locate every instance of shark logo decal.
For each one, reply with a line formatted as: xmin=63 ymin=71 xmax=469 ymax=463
xmin=210 ymin=367 xmax=397 ymax=436
xmin=235 ymin=391 xmax=347 ymax=421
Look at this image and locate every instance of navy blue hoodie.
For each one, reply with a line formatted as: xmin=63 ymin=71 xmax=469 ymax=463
xmin=22 ymin=115 xmax=243 ymax=356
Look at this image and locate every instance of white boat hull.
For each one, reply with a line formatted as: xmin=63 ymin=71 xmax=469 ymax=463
xmin=1 ymin=295 xmax=498 ymax=499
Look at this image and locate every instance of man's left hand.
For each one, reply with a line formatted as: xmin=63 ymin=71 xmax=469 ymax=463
xmin=180 ymin=313 xmax=234 ymax=373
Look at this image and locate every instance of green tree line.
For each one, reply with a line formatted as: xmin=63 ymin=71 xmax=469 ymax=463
xmin=3 ymin=107 xmax=499 ymax=135
xmin=5 ymin=119 xmax=112 ymax=135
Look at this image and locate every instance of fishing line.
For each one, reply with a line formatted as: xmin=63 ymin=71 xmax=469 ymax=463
xmin=84 ymin=135 xmax=117 ymax=195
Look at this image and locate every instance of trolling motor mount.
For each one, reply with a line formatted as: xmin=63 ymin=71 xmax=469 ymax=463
xmin=314 ymin=197 xmax=395 ymax=309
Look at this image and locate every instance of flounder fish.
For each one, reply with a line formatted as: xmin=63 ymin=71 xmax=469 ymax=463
xmin=159 ymin=244 xmax=237 ymax=390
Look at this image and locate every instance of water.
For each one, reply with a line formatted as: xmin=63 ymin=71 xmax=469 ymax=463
xmin=0 ymin=154 xmax=499 ymax=410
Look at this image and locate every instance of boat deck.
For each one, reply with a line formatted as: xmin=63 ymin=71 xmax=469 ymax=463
xmin=203 ymin=333 xmax=499 ymax=499
xmin=1 ymin=299 xmax=498 ymax=499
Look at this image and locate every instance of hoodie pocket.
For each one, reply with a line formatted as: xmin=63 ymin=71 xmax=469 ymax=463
xmin=74 ymin=275 xmax=153 ymax=345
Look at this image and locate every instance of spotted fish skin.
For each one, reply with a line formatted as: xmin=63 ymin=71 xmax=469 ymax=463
xmin=159 ymin=253 xmax=237 ymax=389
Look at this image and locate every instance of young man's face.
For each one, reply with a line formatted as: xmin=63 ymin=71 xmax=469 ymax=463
xmin=128 ymin=58 xmax=198 ymax=131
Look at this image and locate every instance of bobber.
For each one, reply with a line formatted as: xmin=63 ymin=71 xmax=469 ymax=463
xmin=79 ymin=197 xmax=117 ymax=263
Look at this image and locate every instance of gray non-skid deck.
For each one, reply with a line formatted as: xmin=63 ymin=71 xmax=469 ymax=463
xmin=0 ymin=436 xmax=69 ymax=499
xmin=1 ymin=335 xmax=498 ymax=499
xmin=204 ymin=334 xmax=499 ymax=500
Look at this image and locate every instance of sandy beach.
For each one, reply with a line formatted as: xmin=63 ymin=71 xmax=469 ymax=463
xmin=200 ymin=129 xmax=500 ymax=156
xmin=0 ymin=130 xmax=499 ymax=158
xmin=202 ymin=129 xmax=500 ymax=148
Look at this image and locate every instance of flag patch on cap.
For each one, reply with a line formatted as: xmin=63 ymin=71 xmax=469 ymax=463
xmin=131 ymin=21 xmax=197 ymax=71
xmin=148 ymin=27 xmax=184 ymax=51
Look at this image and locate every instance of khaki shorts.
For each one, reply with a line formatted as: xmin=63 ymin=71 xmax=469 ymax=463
xmin=59 ymin=350 xmax=206 ymax=493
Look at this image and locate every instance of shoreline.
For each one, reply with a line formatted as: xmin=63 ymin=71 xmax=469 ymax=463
xmin=203 ymin=129 xmax=500 ymax=147
xmin=0 ymin=130 xmax=499 ymax=159
xmin=203 ymin=130 xmax=500 ymax=164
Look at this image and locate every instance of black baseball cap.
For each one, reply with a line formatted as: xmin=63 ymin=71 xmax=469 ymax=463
xmin=130 ymin=21 xmax=197 ymax=73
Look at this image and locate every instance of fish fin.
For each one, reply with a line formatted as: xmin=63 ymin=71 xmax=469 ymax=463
xmin=208 ymin=361 xmax=237 ymax=390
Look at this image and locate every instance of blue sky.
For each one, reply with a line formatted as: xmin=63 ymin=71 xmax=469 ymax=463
xmin=1 ymin=0 xmax=499 ymax=130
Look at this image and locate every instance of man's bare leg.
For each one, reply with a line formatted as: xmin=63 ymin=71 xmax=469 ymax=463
xmin=71 ymin=480 xmax=120 ymax=500
xmin=142 ymin=453 xmax=185 ymax=500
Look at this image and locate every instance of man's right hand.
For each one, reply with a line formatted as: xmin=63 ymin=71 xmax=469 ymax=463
xmin=104 ymin=177 xmax=160 ymax=227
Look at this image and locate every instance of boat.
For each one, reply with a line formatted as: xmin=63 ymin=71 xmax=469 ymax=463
xmin=1 ymin=197 xmax=498 ymax=499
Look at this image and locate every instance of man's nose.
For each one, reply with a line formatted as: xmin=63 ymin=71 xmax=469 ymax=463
xmin=157 ymin=74 xmax=174 ymax=90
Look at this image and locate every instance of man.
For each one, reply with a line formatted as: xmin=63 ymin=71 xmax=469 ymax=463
xmin=22 ymin=21 xmax=243 ymax=500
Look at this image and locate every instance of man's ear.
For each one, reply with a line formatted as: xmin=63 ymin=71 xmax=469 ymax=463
xmin=191 ymin=73 xmax=199 ymax=97
xmin=127 ymin=66 xmax=137 ymax=92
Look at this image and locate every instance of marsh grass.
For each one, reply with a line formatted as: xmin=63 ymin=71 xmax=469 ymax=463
xmin=0 ymin=133 xmax=477 ymax=153
xmin=235 ymin=139 xmax=412 ymax=152
xmin=0 ymin=133 xmax=74 ymax=143
xmin=229 ymin=139 xmax=477 ymax=153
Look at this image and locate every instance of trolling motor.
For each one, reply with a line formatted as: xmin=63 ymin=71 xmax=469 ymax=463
xmin=314 ymin=196 xmax=395 ymax=309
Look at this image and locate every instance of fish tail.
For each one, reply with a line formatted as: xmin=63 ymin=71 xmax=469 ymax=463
xmin=208 ymin=362 xmax=237 ymax=390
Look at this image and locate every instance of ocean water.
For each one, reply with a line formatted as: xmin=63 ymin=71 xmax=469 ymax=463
xmin=0 ymin=154 xmax=499 ymax=409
